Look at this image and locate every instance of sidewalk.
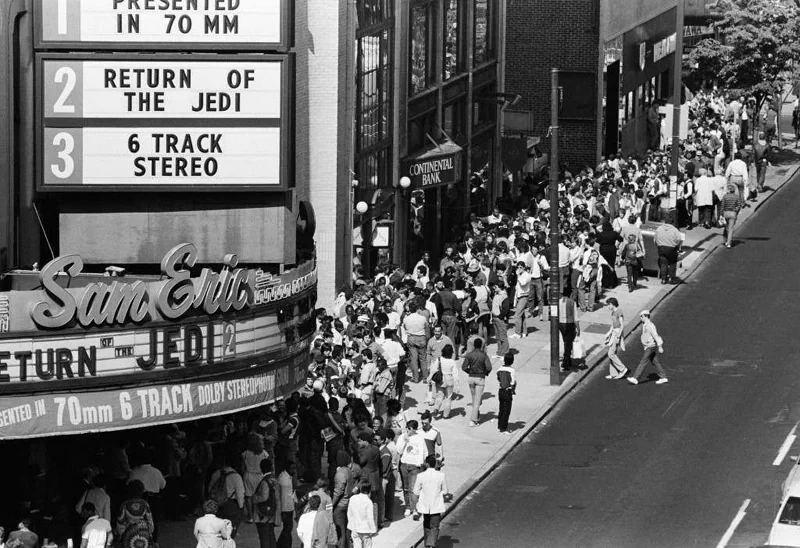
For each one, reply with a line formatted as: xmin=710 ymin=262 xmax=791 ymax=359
xmin=159 ymin=141 xmax=800 ymax=548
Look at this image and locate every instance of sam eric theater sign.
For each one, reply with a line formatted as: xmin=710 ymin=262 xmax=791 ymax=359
xmin=0 ymin=243 xmax=317 ymax=389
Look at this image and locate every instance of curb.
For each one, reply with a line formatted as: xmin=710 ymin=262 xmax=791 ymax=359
xmin=400 ymin=164 xmax=800 ymax=547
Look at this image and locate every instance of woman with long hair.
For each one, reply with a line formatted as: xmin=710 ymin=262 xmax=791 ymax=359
xmin=116 ymin=480 xmax=155 ymax=548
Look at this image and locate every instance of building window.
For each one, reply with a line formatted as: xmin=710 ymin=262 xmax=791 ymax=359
xmin=355 ymin=148 xmax=391 ymax=189
xmin=473 ymin=85 xmax=497 ymax=129
xmin=410 ymin=1 xmax=435 ymax=96
xmin=357 ymin=29 xmax=391 ymax=151
xmin=443 ymin=99 xmax=467 ymax=143
xmin=355 ymin=0 xmax=394 ymax=188
xmin=474 ymin=0 xmax=494 ymax=66
xmin=443 ymin=0 xmax=461 ymax=81
xmin=408 ymin=110 xmax=437 ymax=153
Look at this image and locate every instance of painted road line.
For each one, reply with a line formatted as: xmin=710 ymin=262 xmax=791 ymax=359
xmin=715 ymin=499 xmax=751 ymax=548
xmin=661 ymin=390 xmax=688 ymax=417
xmin=773 ymin=422 xmax=799 ymax=466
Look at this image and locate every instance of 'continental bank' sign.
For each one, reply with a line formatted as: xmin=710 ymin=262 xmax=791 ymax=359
xmin=403 ymin=141 xmax=463 ymax=190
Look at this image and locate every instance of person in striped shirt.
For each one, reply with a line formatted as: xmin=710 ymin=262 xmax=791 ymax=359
xmin=721 ymin=184 xmax=743 ymax=249
xmin=627 ymin=310 xmax=668 ymax=385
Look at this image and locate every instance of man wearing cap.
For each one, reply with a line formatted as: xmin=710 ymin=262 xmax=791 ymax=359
xmin=627 ymin=310 xmax=668 ymax=385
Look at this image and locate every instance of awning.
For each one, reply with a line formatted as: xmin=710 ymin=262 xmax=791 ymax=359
xmin=402 ymin=140 xmax=464 ymax=190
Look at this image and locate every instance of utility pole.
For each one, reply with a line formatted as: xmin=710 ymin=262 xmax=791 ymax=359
xmin=549 ymin=68 xmax=561 ymax=386
xmin=669 ymin=0 xmax=686 ymax=228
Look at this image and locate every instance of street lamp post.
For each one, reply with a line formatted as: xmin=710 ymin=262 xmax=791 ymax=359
xmin=549 ymin=68 xmax=561 ymax=386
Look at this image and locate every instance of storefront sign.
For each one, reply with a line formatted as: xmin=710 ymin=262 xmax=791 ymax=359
xmin=42 ymin=126 xmax=280 ymax=188
xmin=0 ymin=356 xmax=307 ymax=439
xmin=1 ymin=245 xmax=316 ymax=333
xmin=35 ymin=0 xmax=286 ymax=49
xmin=653 ymin=33 xmax=677 ymax=63
xmin=43 ymin=60 xmax=281 ymax=119
xmin=405 ymin=153 xmax=458 ymax=189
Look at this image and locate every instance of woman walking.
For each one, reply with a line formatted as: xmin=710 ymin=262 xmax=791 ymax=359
xmin=721 ymin=184 xmax=742 ymax=249
xmin=603 ymin=298 xmax=628 ymax=380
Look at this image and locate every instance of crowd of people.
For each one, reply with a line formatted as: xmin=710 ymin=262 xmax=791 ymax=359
xmin=0 ymin=89 xmax=785 ymax=548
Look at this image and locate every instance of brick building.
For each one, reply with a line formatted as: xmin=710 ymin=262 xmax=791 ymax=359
xmin=505 ymin=0 xmax=715 ymax=170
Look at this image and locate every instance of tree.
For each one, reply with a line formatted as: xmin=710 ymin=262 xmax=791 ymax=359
xmin=688 ymin=0 xmax=800 ymax=141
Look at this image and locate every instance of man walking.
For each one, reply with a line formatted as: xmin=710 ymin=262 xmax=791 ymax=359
xmin=725 ymin=151 xmax=749 ymax=207
xmin=627 ymin=310 xmax=668 ymax=385
xmin=721 ymin=184 xmax=742 ymax=249
xmin=397 ymin=420 xmax=427 ymax=519
xmin=80 ymin=502 xmax=113 ymax=548
xmin=558 ymin=288 xmax=580 ymax=372
xmin=347 ymin=483 xmax=378 ymax=548
xmin=413 ymin=455 xmax=448 ymax=548
xmin=461 ymin=338 xmax=493 ymax=427
xmin=603 ymin=298 xmax=627 ymax=379
xmin=753 ymin=131 xmax=771 ymax=194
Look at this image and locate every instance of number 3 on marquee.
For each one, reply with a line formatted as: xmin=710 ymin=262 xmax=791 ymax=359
xmin=51 ymin=132 xmax=75 ymax=179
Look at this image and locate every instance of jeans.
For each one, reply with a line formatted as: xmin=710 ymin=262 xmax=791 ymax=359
xmin=527 ymin=278 xmax=545 ymax=316
xmin=607 ymin=330 xmax=626 ymax=375
xmin=559 ymin=266 xmax=571 ymax=294
xmin=434 ymin=380 xmax=454 ymax=418
xmin=277 ymin=511 xmax=293 ymax=548
xmin=256 ymin=522 xmax=277 ymax=548
xmin=657 ymin=245 xmax=678 ymax=282
xmin=423 ymin=513 xmax=442 ymax=548
xmin=757 ymin=163 xmax=767 ymax=191
xmin=467 ymin=376 xmax=486 ymax=423
xmin=334 ymin=504 xmax=349 ymax=548
xmin=513 ymin=295 xmax=529 ymax=336
xmin=400 ymin=463 xmax=421 ymax=511
xmin=723 ymin=211 xmax=737 ymax=246
xmin=407 ymin=335 xmax=428 ymax=381
xmin=498 ymin=394 xmax=513 ymax=431
xmin=632 ymin=346 xmax=667 ymax=380
xmin=625 ymin=263 xmax=637 ymax=291
xmin=383 ymin=475 xmax=396 ymax=524
xmin=559 ymin=322 xmax=577 ymax=370
xmin=351 ymin=531 xmax=374 ymax=548
xmin=578 ymin=280 xmax=597 ymax=312
xmin=492 ymin=316 xmax=509 ymax=355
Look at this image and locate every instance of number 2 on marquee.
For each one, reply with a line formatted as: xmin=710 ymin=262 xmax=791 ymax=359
xmin=51 ymin=132 xmax=75 ymax=179
xmin=53 ymin=66 xmax=76 ymax=114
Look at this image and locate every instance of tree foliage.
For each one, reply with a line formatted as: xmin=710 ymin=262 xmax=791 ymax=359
xmin=688 ymin=0 xmax=800 ymax=109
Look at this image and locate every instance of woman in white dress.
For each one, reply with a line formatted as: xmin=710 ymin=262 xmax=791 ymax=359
xmin=194 ymin=500 xmax=235 ymax=548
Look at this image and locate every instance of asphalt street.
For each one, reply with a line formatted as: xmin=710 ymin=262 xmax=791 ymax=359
xmin=436 ymin=171 xmax=800 ymax=548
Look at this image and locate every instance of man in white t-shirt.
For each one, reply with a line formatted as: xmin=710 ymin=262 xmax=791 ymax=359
xmin=81 ymin=502 xmax=113 ymax=548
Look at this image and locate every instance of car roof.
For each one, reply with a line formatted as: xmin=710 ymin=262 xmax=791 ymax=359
xmin=786 ymin=482 xmax=800 ymax=498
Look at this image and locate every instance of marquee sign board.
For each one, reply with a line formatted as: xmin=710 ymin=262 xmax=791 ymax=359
xmin=36 ymin=54 xmax=291 ymax=191
xmin=34 ymin=0 xmax=288 ymax=51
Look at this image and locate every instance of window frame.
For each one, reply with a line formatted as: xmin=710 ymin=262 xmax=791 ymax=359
xmin=409 ymin=0 xmax=437 ymax=97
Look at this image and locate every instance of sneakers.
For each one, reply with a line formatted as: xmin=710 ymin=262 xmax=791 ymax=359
xmin=413 ymin=512 xmax=421 ymax=521
xmin=404 ymin=509 xmax=412 ymax=517
xmin=605 ymin=374 xmax=615 ymax=380
xmin=627 ymin=377 xmax=639 ymax=385
xmin=656 ymin=377 xmax=669 ymax=384
xmin=469 ymin=421 xmax=478 ymax=427
xmin=510 ymin=333 xmax=521 ymax=339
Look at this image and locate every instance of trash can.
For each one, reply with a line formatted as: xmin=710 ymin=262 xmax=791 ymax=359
xmin=639 ymin=222 xmax=666 ymax=274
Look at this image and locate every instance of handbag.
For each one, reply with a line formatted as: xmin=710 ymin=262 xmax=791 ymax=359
xmin=431 ymin=358 xmax=443 ymax=384
xmin=571 ymin=336 xmax=586 ymax=360
xmin=321 ymin=427 xmax=338 ymax=442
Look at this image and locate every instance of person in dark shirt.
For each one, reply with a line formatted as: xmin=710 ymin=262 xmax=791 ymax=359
xmin=461 ymin=338 xmax=493 ymax=427
xmin=431 ymin=280 xmax=461 ymax=344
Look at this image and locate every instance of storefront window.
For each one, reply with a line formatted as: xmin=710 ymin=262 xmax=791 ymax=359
xmin=443 ymin=0 xmax=461 ymax=81
xmin=474 ymin=0 xmax=493 ymax=66
xmin=410 ymin=2 xmax=434 ymax=95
